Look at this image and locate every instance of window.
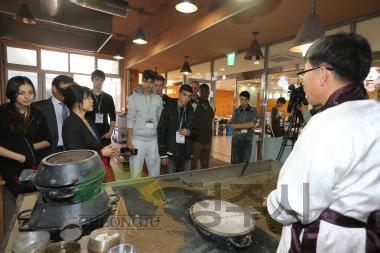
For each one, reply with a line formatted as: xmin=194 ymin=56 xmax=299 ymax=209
xmin=73 ymin=74 xmax=92 ymax=88
xmin=3 ymin=45 xmax=122 ymax=108
xmin=70 ymin=54 xmax=95 ymax=74
xmin=98 ymin=59 xmax=119 ymax=75
xmin=41 ymin=50 xmax=68 ymax=71
xmin=103 ymin=77 xmax=122 ymax=112
xmin=7 ymin=47 xmax=37 ymax=66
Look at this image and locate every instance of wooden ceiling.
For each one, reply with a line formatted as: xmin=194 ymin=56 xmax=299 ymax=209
xmin=109 ymin=0 xmax=380 ymax=73
xmin=1 ymin=0 xmax=380 ymax=74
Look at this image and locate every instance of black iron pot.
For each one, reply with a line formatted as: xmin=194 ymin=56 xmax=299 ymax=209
xmin=190 ymin=199 xmax=255 ymax=249
xmin=17 ymin=149 xmax=119 ymax=241
xmin=34 ymin=150 xmax=105 ymax=203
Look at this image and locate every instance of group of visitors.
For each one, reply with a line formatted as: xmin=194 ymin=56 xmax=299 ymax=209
xmin=126 ymin=72 xmax=215 ymax=178
xmin=0 ymin=70 xmax=117 ymax=198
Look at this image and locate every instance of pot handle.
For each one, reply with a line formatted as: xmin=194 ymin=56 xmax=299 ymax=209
xmin=227 ymin=234 xmax=252 ymax=248
xmin=109 ymin=194 xmax=120 ymax=213
xmin=17 ymin=209 xmax=32 ymax=232
xmin=49 ymin=189 xmax=75 ymax=199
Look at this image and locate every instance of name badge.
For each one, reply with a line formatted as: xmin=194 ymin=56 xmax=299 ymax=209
xmin=145 ymin=119 xmax=154 ymax=129
xmin=176 ymin=131 xmax=185 ymax=144
xmin=241 ymin=129 xmax=248 ymax=134
xmin=95 ymin=113 xmax=103 ymax=123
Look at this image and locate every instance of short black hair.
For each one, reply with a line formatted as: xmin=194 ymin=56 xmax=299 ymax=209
xmin=91 ymin=70 xmax=105 ymax=81
xmin=63 ymin=83 xmax=91 ymax=110
xmin=199 ymin=83 xmax=210 ymax=92
xmin=52 ymin=75 xmax=73 ymax=87
xmin=305 ymin=33 xmax=371 ymax=83
xmin=155 ymin=75 xmax=165 ymax=83
xmin=277 ymin=97 xmax=286 ymax=104
xmin=179 ymin=84 xmax=192 ymax=94
xmin=142 ymin=69 xmax=156 ymax=81
xmin=239 ymin=91 xmax=250 ymax=100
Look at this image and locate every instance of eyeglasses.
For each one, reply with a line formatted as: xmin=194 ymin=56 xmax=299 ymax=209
xmin=297 ymin=66 xmax=334 ymax=83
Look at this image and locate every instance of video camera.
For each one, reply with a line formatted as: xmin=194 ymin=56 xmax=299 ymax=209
xmin=287 ymin=83 xmax=308 ymax=113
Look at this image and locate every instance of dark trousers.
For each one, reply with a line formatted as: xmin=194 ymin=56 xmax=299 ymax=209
xmin=192 ymin=142 xmax=211 ymax=170
xmin=167 ymin=158 xmax=191 ymax=174
xmin=231 ymin=136 xmax=252 ymax=164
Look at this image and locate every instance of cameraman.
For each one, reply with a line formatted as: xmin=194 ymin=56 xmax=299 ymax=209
xmin=271 ymin=97 xmax=286 ymax=137
xmin=296 ymin=103 xmax=322 ymax=124
xmin=264 ymin=33 xmax=380 ymax=252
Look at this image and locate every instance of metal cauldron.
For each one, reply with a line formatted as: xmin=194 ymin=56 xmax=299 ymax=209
xmin=17 ymin=150 xmax=117 ymax=241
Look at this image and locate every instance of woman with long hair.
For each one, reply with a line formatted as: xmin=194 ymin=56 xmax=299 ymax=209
xmin=0 ymin=76 xmax=51 ymax=197
xmin=62 ymin=83 xmax=118 ymax=182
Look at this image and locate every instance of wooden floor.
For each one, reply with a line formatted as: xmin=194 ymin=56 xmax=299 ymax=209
xmin=211 ymin=135 xmax=231 ymax=163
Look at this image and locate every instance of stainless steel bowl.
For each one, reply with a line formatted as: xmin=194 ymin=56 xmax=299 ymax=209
xmin=87 ymin=228 xmax=122 ymax=253
xmin=44 ymin=241 xmax=81 ymax=253
xmin=12 ymin=231 xmax=50 ymax=253
xmin=107 ymin=243 xmax=138 ymax=253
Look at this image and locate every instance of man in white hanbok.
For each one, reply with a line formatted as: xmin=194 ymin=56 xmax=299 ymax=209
xmin=265 ymin=33 xmax=380 ymax=253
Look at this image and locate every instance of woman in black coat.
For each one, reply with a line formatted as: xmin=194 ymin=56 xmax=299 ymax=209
xmin=62 ymin=84 xmax=118 ymax=181
xmin=0 ymin=76 xmax=51 ymax=197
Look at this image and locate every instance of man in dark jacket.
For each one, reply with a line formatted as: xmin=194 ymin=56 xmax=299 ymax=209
xmin=33 ymin=75 xmax=73 ymax=155
xmin=158 ymin=84 xmax=198 ymax=173
xmin=192 ymin=83 xmax=214 ymax=169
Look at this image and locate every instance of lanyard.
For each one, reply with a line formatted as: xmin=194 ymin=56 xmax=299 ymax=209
xmin=83 ymin=119 xmax=99 ymax=140
xmin=144 ymin=95 xmax=152 ymax=115
xmin=92 ymin=91 xmax=103 ymax=113
xmin=178 ymin=106 xmax=186 ymax=129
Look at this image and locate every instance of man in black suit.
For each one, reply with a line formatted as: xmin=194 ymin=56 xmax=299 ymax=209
xmin=33 ymin=75 xmax=73 ymax=155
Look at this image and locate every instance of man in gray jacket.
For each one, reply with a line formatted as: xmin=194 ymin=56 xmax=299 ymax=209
xmin=127 ymin=70 xmax=163 ymax=178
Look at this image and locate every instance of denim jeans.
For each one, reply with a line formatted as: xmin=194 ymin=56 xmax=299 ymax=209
xmin=231 ymin=136 xmax=252 ymax=164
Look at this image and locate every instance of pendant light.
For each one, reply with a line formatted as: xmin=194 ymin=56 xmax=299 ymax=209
xmin=244 ymin=32 xmax=264 ymax=64
xmin=14 ymin=0 xmax=36 ymax=25
xmin=289 ymin=0 xmax=325 ymax=54
xmin=180 ymin=56 xmax=192 ymax=75
xmin=175 ymin=0 xmax=198 ymax=14
xmin=113 ymin=48 xmax=124 ymax=60
xmin=133 ymin=9 xmax=147 ymax=45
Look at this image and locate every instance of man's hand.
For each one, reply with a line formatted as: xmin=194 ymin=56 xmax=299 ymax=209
xmin=179 ymin=128 xmax=189 ymax=136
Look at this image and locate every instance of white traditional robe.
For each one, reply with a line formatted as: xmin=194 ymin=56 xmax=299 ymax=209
xmin=267 ymin=100 xmax=380 ymax=253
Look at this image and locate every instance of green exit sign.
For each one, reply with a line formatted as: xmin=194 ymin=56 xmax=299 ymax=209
xmin=226 ymin=52 xmax=236 ymax=66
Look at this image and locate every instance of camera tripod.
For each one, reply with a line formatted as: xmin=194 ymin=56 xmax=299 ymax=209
xmin=276 ymin=104 xmax=303 ymax=161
